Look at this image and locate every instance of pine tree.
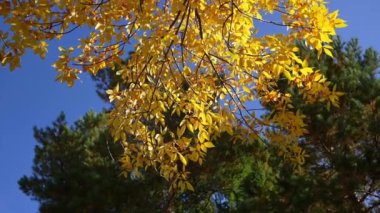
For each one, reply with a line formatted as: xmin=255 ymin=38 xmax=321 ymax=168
xmin=236 ymin=37 xmax=380 ymax=212
xmin=18 ymin=112 xmax=167 ymax=212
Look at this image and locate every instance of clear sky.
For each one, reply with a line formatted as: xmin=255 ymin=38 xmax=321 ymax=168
xmin=0 ymin=1 xmax=379 ymax=212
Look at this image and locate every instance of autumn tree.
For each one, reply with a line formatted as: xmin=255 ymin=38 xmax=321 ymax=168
xmin=1 ymin=0 xmax=346 ymax=190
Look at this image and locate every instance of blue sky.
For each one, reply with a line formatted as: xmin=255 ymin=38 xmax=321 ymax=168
xmin=0 ymin=1 xmax=379 ymax=212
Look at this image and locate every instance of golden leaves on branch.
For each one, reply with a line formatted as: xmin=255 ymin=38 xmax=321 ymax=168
xmin=1 ymin=0 xmax=347 ymax=191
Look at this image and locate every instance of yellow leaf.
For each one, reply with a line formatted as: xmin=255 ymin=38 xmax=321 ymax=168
xmin=177 ymin=124 xmax=186 ymax=138
xmin=302 ymin=59 xmax=308 ymax=68
xmin=189 ymin=152 xmax=199 ymax=162
xmin=198 ymin=131 xmax=209 ymax=143
xmin=243 ymin=86 xmax=250 ymax=93
xmin=200 ymin=144 xmax=207 ymax=153
xmin=335 ymin=19 xmax=348 ymax=28
xmin=178 ymin=153 xmax=187 ymax=166
xmin=324 ymin=48 xmax=333 ymax=58
xmin=186 ymin=182 xmax=194 ymax=191
xmin=187 ymin=123 xmax=194 ymax=133
xmin=203 ymin=142 xmax=215 ymax=148
xmin=283 ymin=70 xmax=294 ymax=80
xmin=262 ymin=71 xmax=272 ymax=79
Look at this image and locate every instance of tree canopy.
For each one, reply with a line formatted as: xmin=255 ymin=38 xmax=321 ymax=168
xmin=20 ymin=37 xmax=380 ymax=212
xmin=2 ymin=0 xmax=347 ymax=190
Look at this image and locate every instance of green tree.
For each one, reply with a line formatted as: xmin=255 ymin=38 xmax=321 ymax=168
xmin=297 ymin=37 xmax=380 ymax=212
xmin=237 ymin=37 xmax=380 ymax=212
xmin=18 ymin=112 xmax=167 ymax=213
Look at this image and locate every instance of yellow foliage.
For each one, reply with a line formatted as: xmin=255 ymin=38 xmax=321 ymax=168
xmin=0 ymin=0 xmax=346 ymax=191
